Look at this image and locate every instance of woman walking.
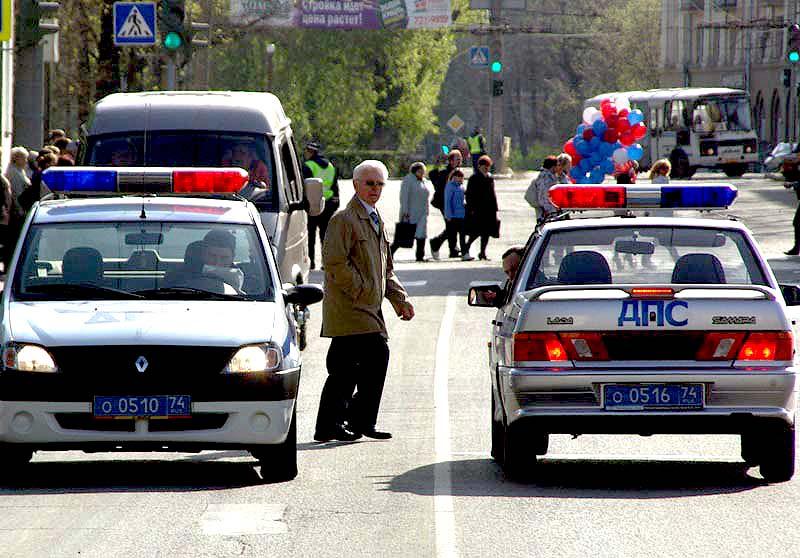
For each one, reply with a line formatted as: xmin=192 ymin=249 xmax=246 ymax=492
xmin=464 ymin=155 xmax=499 ymax=260
xmin=444 ymin=169 xmax=472 ymax=261
xmin=391 ymin=161 xmax=433 ymax=262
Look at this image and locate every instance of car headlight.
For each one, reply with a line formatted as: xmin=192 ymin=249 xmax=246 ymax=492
xmin=222 ymin=344 xmax=282 ymax=374
xmin=3 ymin=344 xmax=59 ymax=373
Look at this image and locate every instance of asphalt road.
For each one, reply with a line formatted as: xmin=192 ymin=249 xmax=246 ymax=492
xmin=2 ymin=172 xmax=800 ymax=557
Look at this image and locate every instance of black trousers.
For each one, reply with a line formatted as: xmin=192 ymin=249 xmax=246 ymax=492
xmin=445 ymin=218 xmax=466 ymax=255
xmin=430 ymin=209 xmax=458 ymax=256
xmin=793 ymin=203 xmax=800 ymax=249
xmin=308 ymin=203 xmax=338 ymax=265
xmin=391 ymin=237 xmax=426 ymax=261
xmin=315 ymin=333 xmax=390 ymax=434
xmin=465 ymin=233 xmax=490 ymax=256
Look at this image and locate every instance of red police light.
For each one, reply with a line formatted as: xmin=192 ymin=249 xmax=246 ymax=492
xmin=172 ymin=169 xmax=249 ymax=193
xmin=549 ymin=186 xmax=626 ymax=209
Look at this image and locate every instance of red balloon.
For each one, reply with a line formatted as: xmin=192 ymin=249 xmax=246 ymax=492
xmin=600 ymin=99 xmax=612 ymax=110
xmin=571 ymin=153 xmax=582 ymax=166
xmin=603 ymin=129 xmax=619 ymax=143
xmin=632 ymin=122 xmax=647 ymax=140
xmin=582 ymin=129 xmax=594 ymax=140
xmin=619 ymin=132 xmax=634 ymax=146
xmin=564 ymin=139 xmax=578 ymax=157
xmin=617 ymin=117 xmax=631 ymax=133
xmin=601 ymin=104 xmax=617 ymax=119
xmin=606 ymin=115 xmax=619 ymax=130
xmin=618 ymin=108 xmax=630 ymax=118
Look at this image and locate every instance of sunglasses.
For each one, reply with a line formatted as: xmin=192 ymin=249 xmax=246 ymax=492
xmin=363 ymin=180 xmax=385 ymax=187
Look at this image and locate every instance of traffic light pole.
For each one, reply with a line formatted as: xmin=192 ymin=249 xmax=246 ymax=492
xmin=489 ymin=0 xmax=505 ymax=173
xmin=166 ymin=55 xmax=176 ymax=90
xmin=13 ymin=40 xmax=45 ymax=149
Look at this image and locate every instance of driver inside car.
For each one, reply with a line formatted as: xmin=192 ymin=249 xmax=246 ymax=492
xmin=200 ymin=229 xmax=244 ymax=292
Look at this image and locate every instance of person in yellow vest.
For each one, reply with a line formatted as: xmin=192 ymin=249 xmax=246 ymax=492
xmin=467 ymin=126 xmax=487 ymax=173
xmin=303 ymin=141 xmax=340 ymax=270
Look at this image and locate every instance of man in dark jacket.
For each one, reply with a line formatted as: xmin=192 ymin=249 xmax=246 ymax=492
xmin=428 ymin=149 xmax=462 ymax=259
xmin=302 ymin=142 xmax=340 ymax=270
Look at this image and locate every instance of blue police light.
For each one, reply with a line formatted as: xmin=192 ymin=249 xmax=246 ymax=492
xmin=660 ymin=185 xmax=738 ymax=208
xmin=42 ymin=169 xmax=118 ymax=192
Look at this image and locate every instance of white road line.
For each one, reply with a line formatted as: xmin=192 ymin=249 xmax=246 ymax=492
xmin=402 ymin=280 xmax=428 ymax=287
xmin=434 ymin=293 xmax=458 ymax=558
xmin=200 ymin=503 xmax=287 ymax=536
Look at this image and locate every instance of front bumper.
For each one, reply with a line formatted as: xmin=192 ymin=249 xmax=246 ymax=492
xmin=0 ymin=399 xmax=295 ymax=449
xmin=499 ymin=366 xmax=798 ymax=433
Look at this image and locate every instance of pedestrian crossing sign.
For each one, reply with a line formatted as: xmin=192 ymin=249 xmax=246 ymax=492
xmin=114 ymin=2 xmax=157 ymax=46
xmin=0 ymin=0 xmax=11 ymax=42
xmin=469 ymin=46 xmax=490 ymax=68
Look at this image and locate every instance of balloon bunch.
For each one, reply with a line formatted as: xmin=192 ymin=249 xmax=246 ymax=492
xmin=563 ymin=97 xmax=648 ymax=184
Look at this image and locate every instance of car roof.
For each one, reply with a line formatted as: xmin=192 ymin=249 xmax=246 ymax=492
xmin=87 ymin=91 xmax=290 ymax=136
xmin=33 ymin=196 xmax=257 ymax=225
xmin=540 ymin=215 xmax=749 ymax=233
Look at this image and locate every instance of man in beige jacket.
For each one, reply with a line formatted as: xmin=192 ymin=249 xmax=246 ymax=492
xmin=314 ymin=160 xmax=415 ymax=442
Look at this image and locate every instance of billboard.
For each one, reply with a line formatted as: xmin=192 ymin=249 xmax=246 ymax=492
xmin=229 ymin=0 xmax=451 ymax=29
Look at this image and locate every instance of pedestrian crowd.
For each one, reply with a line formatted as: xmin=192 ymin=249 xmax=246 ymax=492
xmin=1 ymin=129 xmax=78 ymax=273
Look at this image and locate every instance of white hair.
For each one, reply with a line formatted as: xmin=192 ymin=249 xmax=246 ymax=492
xmin=353 ymin=159 xmax=388 ymax=182
xmin=10 ymin=146 xmax=29 ymax=161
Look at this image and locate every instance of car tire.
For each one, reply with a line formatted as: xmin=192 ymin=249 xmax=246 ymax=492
xmin=490 ymin=396 xmax=504 ymax=464
xmin=501 ymin=423 xmax=536 ymax=480
xmin=759 ymin=423 xmax=795 ymax=483
xmin=723 ymin=163 xmax=747 ymax=178
xmin=740 ymin=432 xmax=761 ymax=466
xmin=251 ymin=409 xmax=297 ymax=483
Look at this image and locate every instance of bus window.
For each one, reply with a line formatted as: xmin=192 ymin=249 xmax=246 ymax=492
xmin=665 ymin=101 xmax=689 ymax=131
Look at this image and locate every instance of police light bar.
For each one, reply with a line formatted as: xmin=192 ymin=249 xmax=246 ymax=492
xmin=549 ymin=184 xmax=738 ymax=210
xmin=41 ymin=167 xmax=250 ymax=194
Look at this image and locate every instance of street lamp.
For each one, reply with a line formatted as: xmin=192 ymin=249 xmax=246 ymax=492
xmin=266 ymin=43 xmax=276 ymax=91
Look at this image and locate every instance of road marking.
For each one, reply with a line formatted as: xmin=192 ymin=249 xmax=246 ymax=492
xmin=434 ymin=292 xmax=458 ymax=558
xmin=200 ymin=504 xmax=287 ymax=535
xmin=403 ymin=280 xmax=428 ymax=287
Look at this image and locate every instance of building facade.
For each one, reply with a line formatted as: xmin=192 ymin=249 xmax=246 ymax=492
xmin=660 ymin=0 xmax=797 ymax=146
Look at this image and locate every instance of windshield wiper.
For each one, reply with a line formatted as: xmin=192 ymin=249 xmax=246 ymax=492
xmin=134 ymin=286 xmax=254 ymax=300
xmin=25 ymin=283 xmax=145 ymax=299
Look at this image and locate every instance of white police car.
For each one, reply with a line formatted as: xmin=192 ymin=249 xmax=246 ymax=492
xmin=470 ymin=184 xmax=799 ymax=482
xmin=0 ymin=167 xmax=322 ymax=481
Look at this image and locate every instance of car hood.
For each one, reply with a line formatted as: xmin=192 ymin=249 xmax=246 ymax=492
xmin=7 ymin=300 xmax=284 ymax=347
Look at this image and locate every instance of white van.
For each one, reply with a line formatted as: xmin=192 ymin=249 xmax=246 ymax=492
xmin=80 ymin=91 xmax=317 ymax=347
xmin=585 ymin=88 xmax=759 ymax=178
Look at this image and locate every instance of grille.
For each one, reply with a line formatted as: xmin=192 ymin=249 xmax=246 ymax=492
xmin=601 ymin=332 xmax=706 ymax=360
xmin=55 ymin=414 xmax=136 ymax=432
xmin=149 ymin=414 xmax=228 ymax=432
xmin=54 ymin=413 xmax=229 ymax=432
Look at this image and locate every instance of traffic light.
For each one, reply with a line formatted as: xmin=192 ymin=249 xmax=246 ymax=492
xmin=788 ymin=23 xmax=800 ymax=63
xmin=160 ymin=0 xmax=186 ymax=51
xmin=16 ymin=0 xmax=60 ymax=49
xmin=785 ymin=68 xmax=792 ymax=88
xmin=490 ymin=60 xmax=502 ymax=73
xmin=492 ymin=79 xmax=504 ymax=97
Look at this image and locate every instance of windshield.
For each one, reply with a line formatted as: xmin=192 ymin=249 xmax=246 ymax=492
xmin=84 ymin=131 xmax=277 ymax=209
xmin=692 ymin=97 xmax=752 ymax=132
xmin=522 ymin=226 xmax=768 ymax=290
xmin=12 ymin=221 xmax=275 ymax=301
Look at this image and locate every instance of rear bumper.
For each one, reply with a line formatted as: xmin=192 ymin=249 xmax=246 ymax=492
xmin=0 ymin=400 xmax=295 ymax=449
xmin=499 ymin=366 xmax=798 ymax=433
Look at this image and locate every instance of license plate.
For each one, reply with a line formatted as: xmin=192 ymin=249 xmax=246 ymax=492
xmin=93 ymin=395 xmax=192 ymax=418
xmin=602 ymin=384 xmax=704 ymax=410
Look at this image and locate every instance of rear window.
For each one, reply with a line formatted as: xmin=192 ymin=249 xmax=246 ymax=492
xmin=522 ymin=226 xmax=768 ymax=290
xmin=85 ymin=131 xmax=277 ymax=209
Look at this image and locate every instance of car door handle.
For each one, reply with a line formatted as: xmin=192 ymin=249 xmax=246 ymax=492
xmin=491 ymin=319 xmax=503 ymax=326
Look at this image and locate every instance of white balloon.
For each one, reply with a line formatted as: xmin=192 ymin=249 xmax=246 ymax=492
xmin=612 ymin=147 xmax=630 ymax=165
xmin=589 ymin=111 xmax=604 ymax=124
xmin=582 ymin=107 xmax=599 ymax=125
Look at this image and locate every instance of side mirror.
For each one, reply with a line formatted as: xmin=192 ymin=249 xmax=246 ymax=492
xmin=285 ymin=283 xmax=324 ymax=306
xmin=303 ymin=177 xmax=325 ymax=217
xmin=780 ymin=284 xmax=800 ymax=307
xmin=468 ymin=281 xmax=504 ymax=308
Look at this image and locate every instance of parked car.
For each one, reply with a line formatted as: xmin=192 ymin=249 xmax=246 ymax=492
xmin=764 ymin=142 xmax=797 ymax=173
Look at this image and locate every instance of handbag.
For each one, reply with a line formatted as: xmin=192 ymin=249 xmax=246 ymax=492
xmin=393 ymin=221 xmax=416 ymax=248
xmin=490 ymin=218 xmax=501 ymax=239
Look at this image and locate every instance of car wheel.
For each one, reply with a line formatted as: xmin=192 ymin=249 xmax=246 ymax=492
xmin=0 ymin=447 xmax=33 ymax=473
xmin=490 ymin=396 xmax=504 ymax=464
xmin=670 ymin=152 xmax=690 ymax=179
xmin=740 ymin=432 xmax=761 ymax=466
xmin=501 ymin=423 xmax=536 ymax=480
xmin=723 ymin=163 xmax=747 ymax=178
xmin=251 ymin=409 xmax=297 ymax=482
xmin=759 ymin=423 xmax=795 ymax=483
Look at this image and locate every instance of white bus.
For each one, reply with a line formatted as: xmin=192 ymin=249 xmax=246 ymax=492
xmin=585 ymin=88 xmax=759 ymax=178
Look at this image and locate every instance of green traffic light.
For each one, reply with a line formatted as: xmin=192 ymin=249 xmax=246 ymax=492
xmin=490 ymin=61 xmax=502 ymax=73
xmin=790 ymin=51 xmax=800 ymax=63
xmin=163 ymin=31 xmax=183 ymax=50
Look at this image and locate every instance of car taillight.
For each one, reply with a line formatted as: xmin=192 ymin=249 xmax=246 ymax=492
xmin=696 ymin=332 xmax=746 ymax=360
xmin=736 ymin=332 xmax=794 ymax=361
xmin=513 ymin=333 xmax=568 ymax=362
xmin=559 ymin=332 xmax=609 ymax=361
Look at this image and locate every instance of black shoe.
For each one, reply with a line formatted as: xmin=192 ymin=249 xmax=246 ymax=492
xmin=314 ymin=424 xmax=362 ymax=442
xmin=478 ymin=253 xmax=490 ymax=260
xmin=353 ymin=427 xmax=392 ymax=440
xmin=310 ymin=261 xmax=316 ymax=270
xmin=786 ymin=248 xmax=800 ymax=256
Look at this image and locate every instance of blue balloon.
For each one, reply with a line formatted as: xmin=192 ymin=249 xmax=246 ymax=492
xmin=579 ymin=158 xmax=592 ymax=172
xmin=589 ymin=136 xmax=601 ymax=150
xmin=576 ymin=124 xmax=587 ymax=136
xmin=628 ymin=109 xmax=644 ymax=126
xmin=578 ymin=176 xmax=592 ymax=184
xmin=569 ymin=167 xmax=583 ymax=180
xmin=592 ymin=119 xmax=608 ymax=136
xmin=589 ymin=169 xmax=605 ymax=183
xmin=602 ymin=159 xmax=615 ymax=174
xmin=578 ymin=141 xmax=592 ymax=156
xmin=627 ymin=144 xmax=644 ymax=161
xmin=601 ymin=142 xmax=615 ymax=157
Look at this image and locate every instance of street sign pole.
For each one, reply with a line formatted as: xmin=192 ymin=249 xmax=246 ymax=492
xmin=167 ymin=56 xmax=176 ymax=90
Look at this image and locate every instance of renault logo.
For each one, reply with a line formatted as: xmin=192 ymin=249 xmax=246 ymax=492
xmin=135 ymin=356 xmax=149 ymax=373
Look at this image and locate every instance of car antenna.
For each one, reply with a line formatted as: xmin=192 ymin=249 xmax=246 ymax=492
xmin=140 ymin=200 xmax=147 ymax=219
